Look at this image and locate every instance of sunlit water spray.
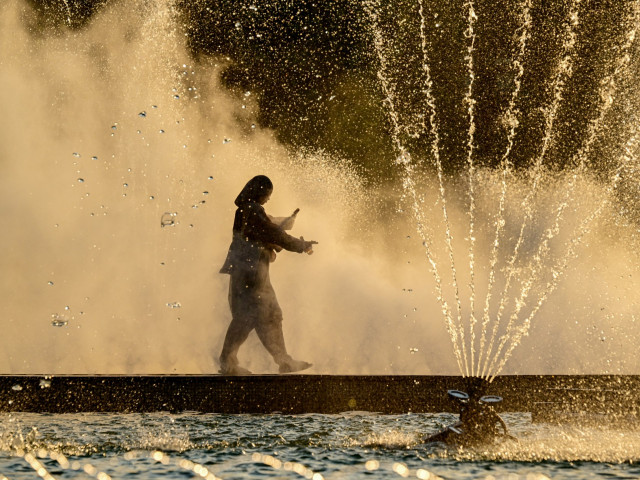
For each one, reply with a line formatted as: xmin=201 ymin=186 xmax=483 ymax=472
xmin=1 ymin=0 xmax=474 ymax=375
xmin=483 ymin=0 xmax=640 ymax=380
xmin=477 ymin=0 xmax=581 ymax=378
xmin=367 ymin=0 xmax=640 ymax=379
xmin=474 ymin=0 xmax=532 ymax=378
xmin=364 ymin=0 xmax=464 ymax=374
xmin=2 ymin=0 xmax=640 ymax=377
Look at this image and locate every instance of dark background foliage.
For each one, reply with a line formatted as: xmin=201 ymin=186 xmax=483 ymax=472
xmin=25 ymin=0 xmax=640 ymax=184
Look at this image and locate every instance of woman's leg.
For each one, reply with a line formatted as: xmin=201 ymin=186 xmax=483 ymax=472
xmin=219 ymin=275 xmax=256 ymax=374
xmin=254 ymin=296 xmax=291 ymax=366
xmin=219 ymin=316 xmax=254 ymax=373
xmin=254 ymin=281 xmax=311 ymax=373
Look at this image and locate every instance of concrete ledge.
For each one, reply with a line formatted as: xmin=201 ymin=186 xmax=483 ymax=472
xmin=0 ymin=375 xmax=639 ymax=415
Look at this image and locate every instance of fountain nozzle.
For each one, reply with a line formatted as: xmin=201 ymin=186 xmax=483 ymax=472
xmin=426 ymin=380 xmax=515 ymax=447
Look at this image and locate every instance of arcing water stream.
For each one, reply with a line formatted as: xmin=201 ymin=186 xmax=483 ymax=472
xmin=1 ymin=0 xmax=640 ymax=377
xmin=365 ymin=0 xmax=640 ymax=379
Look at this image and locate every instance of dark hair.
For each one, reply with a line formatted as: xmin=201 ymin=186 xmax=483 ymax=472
xmin=234 ymin=175 xmax=273 ymax=206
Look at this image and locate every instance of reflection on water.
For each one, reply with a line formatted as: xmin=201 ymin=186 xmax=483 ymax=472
xmin=1 ymin=413 xmax=640 ymax=479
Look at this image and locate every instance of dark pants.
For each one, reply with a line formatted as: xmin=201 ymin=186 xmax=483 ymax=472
xmin=219 ymin=256 xmax=292 ymax=368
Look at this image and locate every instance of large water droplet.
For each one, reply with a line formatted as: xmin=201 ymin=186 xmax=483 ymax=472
xmin=161 ymin=212 xmax=177 ymax=227
xmin=51 ymin=314 xmax=68 ymax=327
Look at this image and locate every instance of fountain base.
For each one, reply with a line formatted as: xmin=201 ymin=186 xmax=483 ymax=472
xmin=0 ymin=375 xmax=638 ymax=418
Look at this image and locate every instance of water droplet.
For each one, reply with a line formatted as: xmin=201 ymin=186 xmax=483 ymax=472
xmin=111 ymin=124 xmax=117 ymax=130
xmin=51 ymin=314 xmax=68 ymax=327
xmin=173 ymin=94 xmax=180 ymax=99
xmin=72 ymin=152 xmax=81 ymax=158
xmin=48 ymin=281 xmax=54 ymax=286
xmin=149 ymin=195 xmax=155 ymax=200
xmin=11 ymin=384 xmax=22 ymax=392
xmin=167 ymin=301 xmax=181 ymax=309
xmin=161 ymin=212 xmax=177 ymax=227
xmin=208 ymin=176 xmax=214 ymax=180
xmin=39 ymin=379 xmax=51 ymax=389
xmin=203 ymin=191 xmax=209 ymax=195
xmin=91 ymin=156 xmax=98 ymax=161
xmin=251 ymin=124 xmax=256 ymax=129
xmin=152 ymin=105 xmax=158 ymax=109
xmin=77 ymin=178 xmax=84 ymax=183
xmin=123 ymin=183 xmax=128 ymax=188
xmin=223 ymin=138 xmax=231 ymax=144
xmin=159 ymin=129 xmax=165 ymax=134
xmin=138 ymin=111 xmax=147 ymax=118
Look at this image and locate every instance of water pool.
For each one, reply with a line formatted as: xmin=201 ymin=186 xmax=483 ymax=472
xmin=1 ymin=412 xmax=639 ymax=479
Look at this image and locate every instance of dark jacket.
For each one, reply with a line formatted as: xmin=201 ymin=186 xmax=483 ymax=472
xmin=220 ymin=202 xmax=305 ymax=275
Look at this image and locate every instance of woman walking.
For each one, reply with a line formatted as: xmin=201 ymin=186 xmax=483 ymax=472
xmin=218 ymin=175 xmax=317 ymax=375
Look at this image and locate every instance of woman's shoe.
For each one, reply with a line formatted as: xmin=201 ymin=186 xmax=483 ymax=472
xmin=278 ymin=359 xmax=312 ymax=373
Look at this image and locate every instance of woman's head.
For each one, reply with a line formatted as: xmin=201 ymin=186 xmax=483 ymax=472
xmin=234 ymin=175 xmax=273 ymax=206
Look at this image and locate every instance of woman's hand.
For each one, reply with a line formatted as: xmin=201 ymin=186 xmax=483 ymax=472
xmin=300 ymin=237 xmax=318 ymax=255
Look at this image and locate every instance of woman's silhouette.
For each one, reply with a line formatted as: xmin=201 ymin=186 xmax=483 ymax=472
xmin=218 ymin=175 xmax=317 ymax=375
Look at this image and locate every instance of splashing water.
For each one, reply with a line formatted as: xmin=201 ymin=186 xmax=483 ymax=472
xmin=363 ymin=0 xmax=464 ymax=375
xmin=367 ymin=0 xmax=640 ymax=379
xmin=2 ymin=0 xmax=640 ymax=378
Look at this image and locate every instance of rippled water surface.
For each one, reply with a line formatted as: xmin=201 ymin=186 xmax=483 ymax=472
xmin=1 ymin=412 xmax=640 ymax=479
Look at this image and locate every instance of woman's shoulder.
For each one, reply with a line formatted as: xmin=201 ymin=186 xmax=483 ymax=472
xmin=242 ymin=202 xmax=266 ymax=215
